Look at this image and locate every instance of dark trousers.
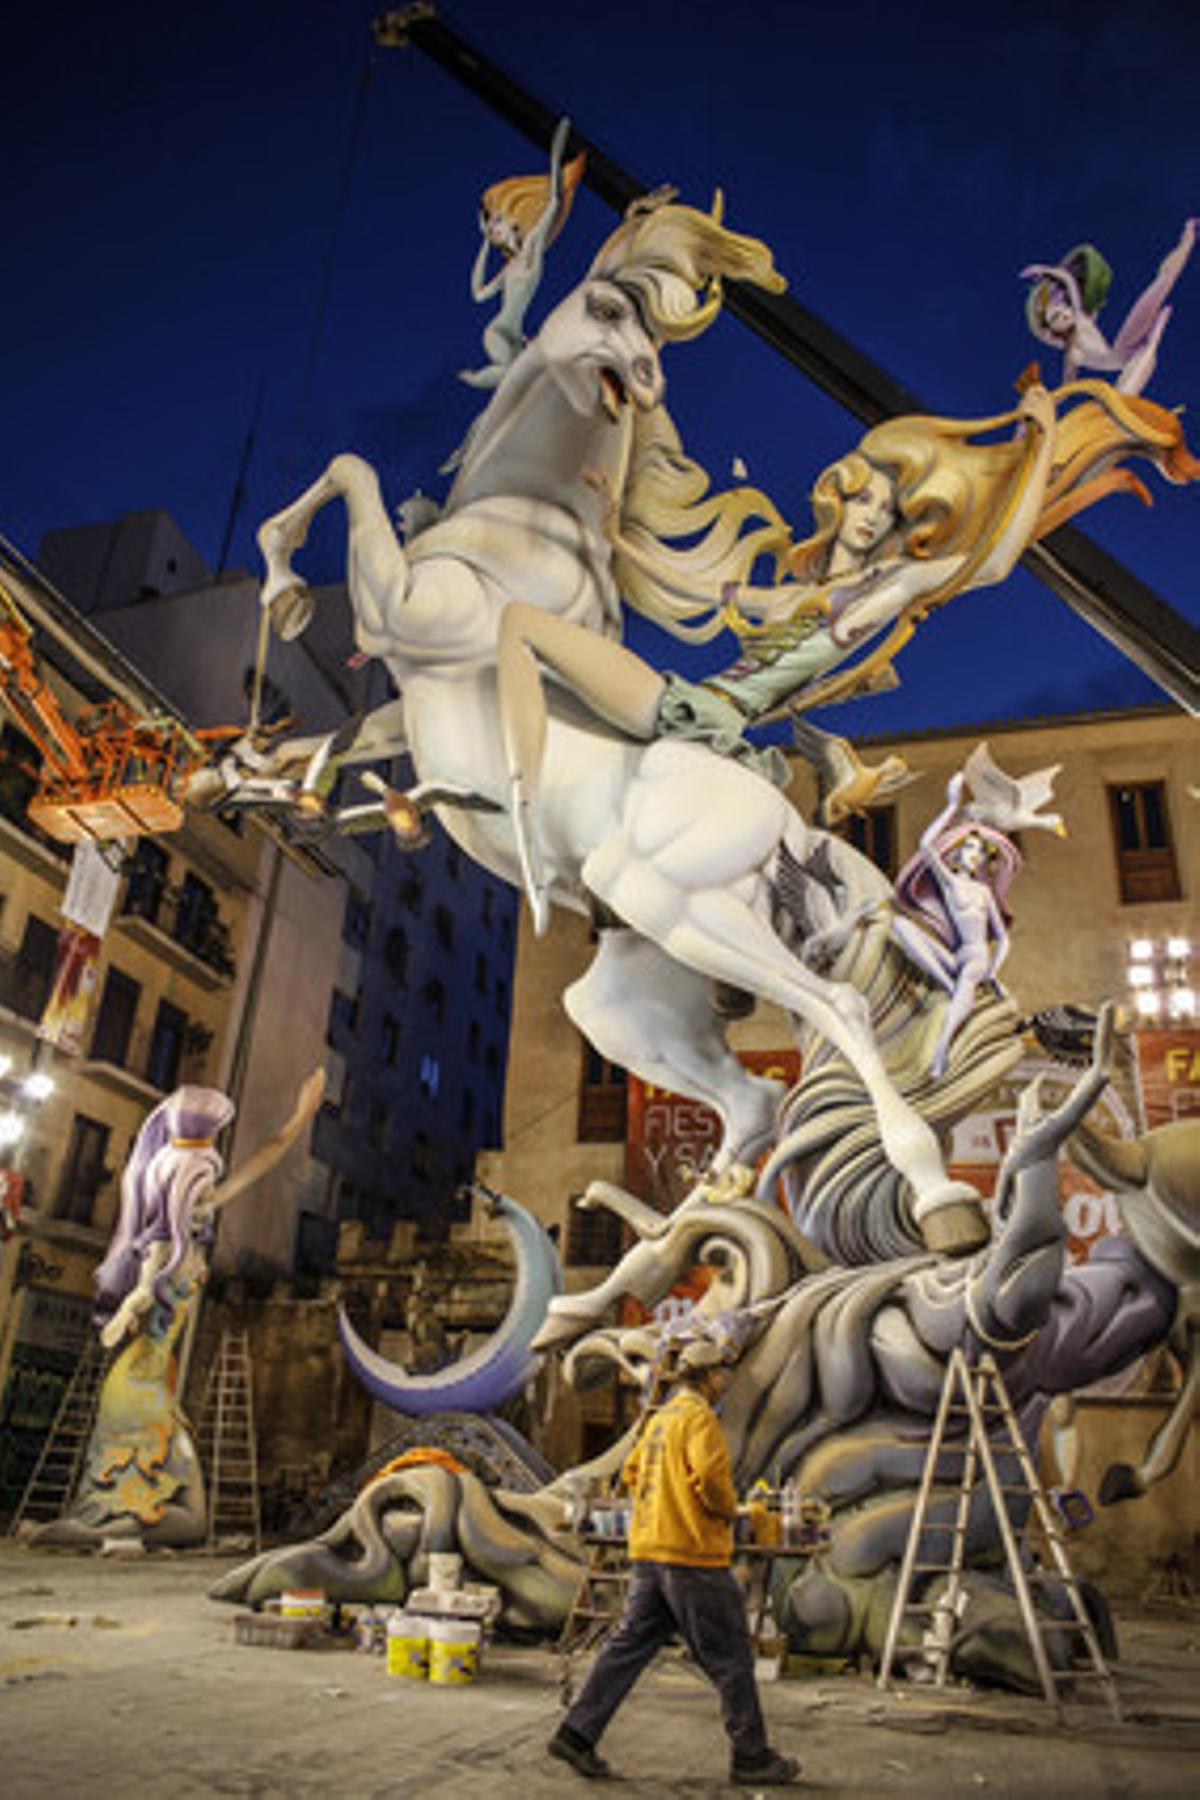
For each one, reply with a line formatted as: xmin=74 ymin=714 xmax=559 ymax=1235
xmin=562 ymin=1559 xmax=768 ymax=1763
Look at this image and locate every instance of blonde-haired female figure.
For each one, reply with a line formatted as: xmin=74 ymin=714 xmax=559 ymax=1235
xmin=461 ymin=116 xmax=586 ymax=390
xmin=500 ymin=374 xmax=1196 ymax=927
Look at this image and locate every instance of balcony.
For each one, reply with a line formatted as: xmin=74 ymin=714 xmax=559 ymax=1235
xmin=78 ymin=1021 xmax=210 ymax=1103
xmin=116 ymin=885 xmax=235 ymax=990
xmin=0 ymin=790 xmax=70 ymax=881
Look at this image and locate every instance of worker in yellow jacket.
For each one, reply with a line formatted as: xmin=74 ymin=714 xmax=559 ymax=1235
xmin=548 ymin=1338 xmax=800 ymax=1786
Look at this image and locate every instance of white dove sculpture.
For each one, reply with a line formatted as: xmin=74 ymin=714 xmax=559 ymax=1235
xmin=962 ymin=741 xmax=1066 ymax=836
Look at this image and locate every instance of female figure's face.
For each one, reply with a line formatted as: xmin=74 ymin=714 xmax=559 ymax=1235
xmin=484 ymin=209 xmax=524 ymax=257
xmin=1042 ymin=282 xmax=1077 ymax=340
xmin=836 ymin=467 xmax=896 ymax=559
xmin=953 ymin=832 xmax=987 ymax=876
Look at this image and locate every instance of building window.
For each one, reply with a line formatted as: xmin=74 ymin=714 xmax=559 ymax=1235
xmin=468 ymin=1019 xmax=480 ymax=1061
xmin=367 ymin=1103 xmax=389 ymax=1152
xmin=0 ymin=723 xmax=38 ymax=830
xmin=327 ymin=988 xmax=359 ymax=1043
xmin=459 ymin=1088 xmax=476 ymax=1132
xmin=423 ymin=978 xmax=445 ymax=1024
xmin=380 ymin=1012 xmax=400 ymax=1064
xmin=434 ymin=905 xmax=454 ymax=953
xmin=146 ymin=999 xmax=187 ymax=1092
xmin=494 ymin=976 xmax=508 ymax=1016
xmin=55 ymin=1114 xmax=111 ymax=1226
xmin=577 ymin=1041 xmax=628 ymax=1142
xmin=566 ymin=1199 xmax=625 ymax=1268
xmin=399 ymin=870 xmax=424 ymax=915
xmin=411 ymin=1131 xmax=431 ymax=1180
xmin=384 ymin=926 xmax=409 ymax=985
xmin=419 ymin=1055 xmax=441 ymax=1100
xmin=124 ymin=839 xmax=169 ymax=926
xmin=1108 ymin=781 xmax=1181 ymax=904
xmin=3 ymin=912 xmax=57 ymax=1020
xmin=445 ymin=843 xmax=462 ymax=881
xmin=481 ymin=887 xmax=494 ymax=927
xmin=474 ymin=953 xmax=488 ymax=995
xmin=91 ymin=966 xmax=141 ymax=1067
xmin=343 ymin=889 xmax=371 ymax=950
xmin=842 ymin=804 xmax=897 ymax=878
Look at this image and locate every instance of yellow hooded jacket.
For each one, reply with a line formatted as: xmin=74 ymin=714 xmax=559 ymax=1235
xmin=621 ymin=1386 xmax=737 ymax=1567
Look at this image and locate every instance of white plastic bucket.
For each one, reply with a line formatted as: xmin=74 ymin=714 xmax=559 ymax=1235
xmin=386 ymin=1612 xmax=429 ymax=1679
xmin=427 ymin=1616 xmax=481 ymax=1685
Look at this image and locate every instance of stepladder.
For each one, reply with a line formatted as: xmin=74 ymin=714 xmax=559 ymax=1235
xmin=195 ymin=1327 xmax=261 ymax=1554
xmin=9 ymin=1334 xmax=110 ymax=1533
xmin=877 ymin=1347 xmax=1121 ymax=1720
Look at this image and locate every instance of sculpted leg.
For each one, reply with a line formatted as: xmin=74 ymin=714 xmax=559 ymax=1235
xmin=257 ymin=453 xmax=408 ymax=658
xmin=497 ymin=603 xmax=666 ymax=936
xmin=564 ymin=929 xmax=784 ymax=1165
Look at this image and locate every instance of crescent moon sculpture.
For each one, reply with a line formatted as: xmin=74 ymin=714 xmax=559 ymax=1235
xmin=337 ymin=1189 xmax=563 ymax=1416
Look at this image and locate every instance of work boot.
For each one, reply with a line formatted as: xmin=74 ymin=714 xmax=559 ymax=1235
xmin=548 ymin=1729 xmax=613 ymax=1779
xmin=731 ymin=1747 xmax=802 ymax=1786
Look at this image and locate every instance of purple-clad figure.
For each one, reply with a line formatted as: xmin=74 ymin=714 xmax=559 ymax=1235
xmin=1022 ymin=219 xmax=1197 ymax=395
xmin=93 ymin=1085 xmax=234 ymax=1347
xmin=891 ymin=771 xmax=1021 ymax=1078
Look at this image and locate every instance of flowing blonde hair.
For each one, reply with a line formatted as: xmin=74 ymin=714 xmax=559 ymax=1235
xmin=787 ymin=381 xmax=1199 ymax=584
xmin=481 ymin=151 xmax=586 ymax=253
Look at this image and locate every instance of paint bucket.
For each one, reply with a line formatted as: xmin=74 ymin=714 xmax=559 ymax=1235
xmin=386 ymin=1612 xmax=429 ymax=1680
xmin=280 ymin=1589 xmax=325 ymax=1620
xmin=428 ymin=1552 xmax=463 ymax=1593
xmin=427 ymin=1616 xmax=481 ymax=1685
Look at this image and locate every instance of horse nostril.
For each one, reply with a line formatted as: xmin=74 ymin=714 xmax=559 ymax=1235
xmin=633 ymin=357 xmax=656 ymax=389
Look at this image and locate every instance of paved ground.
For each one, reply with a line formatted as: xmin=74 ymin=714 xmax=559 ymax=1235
xmin=1 ymin=1544 xmax=1197 ymax=1797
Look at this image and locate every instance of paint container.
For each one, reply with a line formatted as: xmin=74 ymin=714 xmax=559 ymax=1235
xmin=426 ymin=1616 xmax=481 ymax=1685
xmin=386 ymin=1612 xmax=430 ymax=1680
xmin=280 ymin=1589 xmax=326 ymax=1620
xmin=428 ymin=1552 xmax=463 ymax=1593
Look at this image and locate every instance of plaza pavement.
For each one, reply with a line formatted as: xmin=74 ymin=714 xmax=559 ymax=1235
xmin=1 ymin=1543 xmax=1197 ymax=1797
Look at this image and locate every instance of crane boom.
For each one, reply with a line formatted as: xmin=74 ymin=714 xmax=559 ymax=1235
xmin=375 ymin=4 xmax=1199 ymax=713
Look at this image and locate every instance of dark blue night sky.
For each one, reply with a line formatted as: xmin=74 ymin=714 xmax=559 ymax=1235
xmin=3 ymin=0 xmax=1197 ymax=735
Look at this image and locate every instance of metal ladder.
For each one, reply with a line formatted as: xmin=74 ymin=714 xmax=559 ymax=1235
xmin=195 ymin=1328 xmax=261 ymax=1554
xmin=9 ymin=1335 xmax=109 ymax=1534
xmin=878 ymin=1347 xmax=1121 ymax=1720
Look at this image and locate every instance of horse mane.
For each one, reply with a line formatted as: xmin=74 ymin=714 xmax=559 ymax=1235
xmin=588 ymin=199 xmax=795 ymax=639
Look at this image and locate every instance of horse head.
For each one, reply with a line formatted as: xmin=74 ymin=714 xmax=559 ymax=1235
xmin=535 ymin=275 xmax=664 ymax=421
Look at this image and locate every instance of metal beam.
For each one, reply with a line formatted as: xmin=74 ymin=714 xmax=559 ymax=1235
xmin=376 ymin=4 xmax=1199 ymax=713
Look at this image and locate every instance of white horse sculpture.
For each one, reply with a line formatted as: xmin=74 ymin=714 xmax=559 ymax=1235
xmin=249 ymin=199 xmax=981 ymax=1249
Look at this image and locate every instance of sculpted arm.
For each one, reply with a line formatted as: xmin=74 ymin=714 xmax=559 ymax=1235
xmin=966 ymin=1007 xmax=1116 ymax=1349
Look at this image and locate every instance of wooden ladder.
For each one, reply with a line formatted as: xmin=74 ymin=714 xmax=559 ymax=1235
xmin=877 ymin=1347 xmax=1120 ymax=1720
xmin=196 ymin=1328 xmax=261 ymax=1554
xmin=9 ymin=1335 xmax=109 ymax=1533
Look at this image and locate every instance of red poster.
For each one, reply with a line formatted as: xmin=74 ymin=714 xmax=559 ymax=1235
xmin=38 ymin=925 xmax=102 ymax=1055
xmin=1133 ymin=1028 xmax=1200 ymax=1128
xmin=0 ymin=1167 xmax=23 ymax=1239
xmin=625 ymin=1049 xmax=801 ymax=1210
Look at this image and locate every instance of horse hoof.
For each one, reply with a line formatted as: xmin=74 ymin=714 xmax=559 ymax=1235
xmin=266 ymin=582 xmax=314 ymax=641
xmin=917 ymin=1192 xmax=990 ymax=1257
